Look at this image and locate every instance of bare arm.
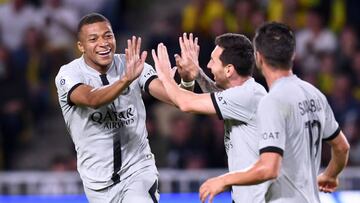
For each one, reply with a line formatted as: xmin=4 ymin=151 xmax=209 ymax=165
xmin=70 ymin=36 xmax=147 ymax=109
xmin=147 ymin=78 xmax=173 ymax=105
xmin=318 ymin=131 xmax=350 ymax=193
xmin=199 ymin=152 xmax=282 ymax=203
xmin=152 ymin=43 xmax=216 ymax=114
xmin=70 ymin=77 xmax=131 ymax=109
xmin=196 ymin=68 xmax=222 ymax=93
xmin=160 ymin=77 xmax=215 ymax=114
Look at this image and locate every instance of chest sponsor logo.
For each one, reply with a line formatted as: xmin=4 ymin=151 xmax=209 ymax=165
xmin=90 ymin=105 xmax=136 ymax=129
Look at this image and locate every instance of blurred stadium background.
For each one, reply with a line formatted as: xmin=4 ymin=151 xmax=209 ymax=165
xmin=0 ymin=0 xmax=360 ymax=202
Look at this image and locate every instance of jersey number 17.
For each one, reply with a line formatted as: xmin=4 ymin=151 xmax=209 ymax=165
xmin=305 ymin=120 xmax=321 ymax=158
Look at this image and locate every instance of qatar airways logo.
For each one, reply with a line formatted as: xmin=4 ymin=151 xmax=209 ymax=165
xmin=90 ymin=105 xmax=136 ymax=129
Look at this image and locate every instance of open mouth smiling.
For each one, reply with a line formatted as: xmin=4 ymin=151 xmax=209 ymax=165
xmin=97 ymin=49 xmax=111 ymax=56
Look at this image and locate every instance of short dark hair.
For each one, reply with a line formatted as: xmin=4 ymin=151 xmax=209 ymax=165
xmin=215 ymin=33 xmax=254 ymax=76
xmin=77 ymin=13 xmax=110 ymax=39
xmin=254 ymin=22 xmax=295 ymax=69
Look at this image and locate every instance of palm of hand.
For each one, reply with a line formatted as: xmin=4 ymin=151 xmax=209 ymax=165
xmin=125 ymin=56 xmax=143 ymax=81
xmin=152 ymin=43 xmax=173 ymax=81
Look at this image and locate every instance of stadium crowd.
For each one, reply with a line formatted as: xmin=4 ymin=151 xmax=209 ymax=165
xmin=0 ymin=0 xmax=360 ymax=171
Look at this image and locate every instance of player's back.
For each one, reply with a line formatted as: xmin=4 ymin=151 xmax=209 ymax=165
xmin=258 ymin=75 xmax=339 ymax=203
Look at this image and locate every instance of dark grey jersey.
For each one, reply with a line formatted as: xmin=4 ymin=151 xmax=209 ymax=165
xmin=257 ymin=75 xmax=340 ymax=203
xmin=55 ymin=54 xmax=157 ymax=190
xmin=211 ymin=78 xmax=268 ymax=203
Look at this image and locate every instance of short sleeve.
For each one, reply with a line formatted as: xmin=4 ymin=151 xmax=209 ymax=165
xmin=138 ymin=63 xmax=158 ymax=93
xmin=210 ymin=87 xmax=254 ymax=122
xmin=322 ymin=100 xmax=340 ymax=141
xmin=258 ymin=96 xmax=286 ymax=156
xmin=55 ymin=66 xmax=84 ymax=106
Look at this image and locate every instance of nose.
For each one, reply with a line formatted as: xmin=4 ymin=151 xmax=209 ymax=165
xmin=99 ymin=38 xmax=109 ymax=46
xmin=207 ymin=61 xmax=212 ymax=69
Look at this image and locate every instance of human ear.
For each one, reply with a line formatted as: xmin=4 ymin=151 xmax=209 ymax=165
xmin=77 ymin=41 xmax=84 ymax=53
xmin=255 ymin=51 xmax=263 ymax=66
xmin=225 ymin=64 xmax=234 ymax=77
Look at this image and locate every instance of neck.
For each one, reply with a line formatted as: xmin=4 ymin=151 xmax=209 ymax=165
xmin=262 ymin=64 xmax=293 ymax=88
xmin=228 ymin=75 xmax=251 ymax=88
xmin=83 ymin=56 xmax=110 ymax=74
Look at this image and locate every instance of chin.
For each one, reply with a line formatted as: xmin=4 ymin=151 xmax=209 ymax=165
xmin=98 ymin=58 xmax=113 ymax=66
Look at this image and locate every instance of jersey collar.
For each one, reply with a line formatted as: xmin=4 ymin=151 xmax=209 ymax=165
xmin=80 ymin=55 xmax=116 ymax=77
xmin=271 ymin=74 xmax=298 ymax=90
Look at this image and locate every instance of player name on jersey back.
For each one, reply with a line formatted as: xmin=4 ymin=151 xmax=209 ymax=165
xmin=298 ymin=98 xmax=322 ymax=116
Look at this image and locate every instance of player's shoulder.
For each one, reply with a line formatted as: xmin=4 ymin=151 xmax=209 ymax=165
xmin=298 ymin=77 xmax=328 ymax=101
xmin=250 ymin=78 xmax=267 ymax=95
xmin=229 ymin=78 xmax=266 ymax=94
xmin=55 ymin=57 xmax=84 ymax=81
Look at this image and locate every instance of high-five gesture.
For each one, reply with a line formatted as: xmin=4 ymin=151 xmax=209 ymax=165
xmin=176 ymin=33 xmax=200 ymax=81
xmin=151 ymin=43 xmax=174 ymax=81
xmin=125 ymin=36 xmax=147 ymax=82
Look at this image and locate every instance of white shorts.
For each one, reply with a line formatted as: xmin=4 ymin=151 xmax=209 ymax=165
xmin=84 ymin=165 xmax=159 ymax=203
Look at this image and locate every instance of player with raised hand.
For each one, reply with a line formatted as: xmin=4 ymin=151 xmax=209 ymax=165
xmin=199 ymin=22 xmax=350 ymax=203
xmin=55 ymin=13 xmax=175 ymax=203
xmin=152 ymin=33 xmax=269 ymax=203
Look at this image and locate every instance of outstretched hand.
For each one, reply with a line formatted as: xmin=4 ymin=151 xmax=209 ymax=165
xmin=125 ymin=36 xmax=147 ymax=82
xmin=151 ymin=43 xmax=175 ymax=81
xmin=317 ymin=173 xmax=339 ymax=193
xmin=176 ymin=33 xmax=200 ymax=81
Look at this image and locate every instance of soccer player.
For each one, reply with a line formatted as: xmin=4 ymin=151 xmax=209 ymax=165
xmin=198 ymin=22 xmax=350 ymax=203
xmin=55 ymin=13 xmax=178 ymax=203
xmin=152 ymin=33 xmax=268 ymax=203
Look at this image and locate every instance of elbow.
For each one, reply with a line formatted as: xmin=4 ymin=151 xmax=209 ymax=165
xmin=87 ymin=98 xmax=102 ymax=109
xmin=177 ymin=102 xmax=192 ymax=113
xmin=266 ymin=169 xmax=279 ymax=180
xmin=261 ymin=167 xmax=279 ymax=181
xmin=255 ymin=164 xmax=280 ymax=182
xmin=178 ymin=105 xmax=191 ymax=113
xmin=337 ymin=141 xmax=350 ymax=155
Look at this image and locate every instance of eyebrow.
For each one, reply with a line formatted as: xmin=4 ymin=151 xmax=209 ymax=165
xmin=86 ymin=31 xmax=113 ymax=38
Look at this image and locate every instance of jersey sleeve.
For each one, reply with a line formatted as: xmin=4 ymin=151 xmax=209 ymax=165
xmin=55 ymin=66 xmax=84 ymax=106
xmin=210 ymin=86 xmax=254 ymax=123
xmin=138 ymin=62 xmax=158 ymax=93
xmin=258 ymin=96 xmax=286 ymax=156
xmin=322 ymin=100 xmax=340 ymax=141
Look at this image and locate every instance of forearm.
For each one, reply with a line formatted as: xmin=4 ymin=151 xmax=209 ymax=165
xmin=85 ymin=76 xmax=131 ymax=108
xmin=162 ymin=77 xmax=195 ymax=111
xmin=222 ymin=161 xmax=277 ymax=187
xmin=196 ymin=68 xmax=221 ymax=93
xmin=323 ymin=145 xmax=349 ymax=178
